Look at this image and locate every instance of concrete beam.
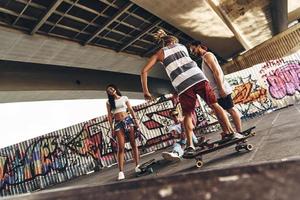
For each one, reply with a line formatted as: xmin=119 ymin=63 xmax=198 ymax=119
xmin=30 ymin=0 xmax=63 ymax=35
xmin=205 ymin=0 xmax=251 ymax=50
xmin=84 ymin=1 xmax=132 ymax=45
xmin=118 ymin=20 xmax=161 ymax=52
xmin=0 ymin=60 xmax=174 ymax=103
xmin=271 ymin=0 xmax=288 ymax=35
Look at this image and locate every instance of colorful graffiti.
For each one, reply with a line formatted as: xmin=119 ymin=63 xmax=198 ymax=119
xmin=232 ymin=80 xmax=268 ymax=104
xmin=266 ymin=61 xmax=300 ymax=99
xmin=0 ymin=118 xmax=117 ymax=194
xmin=0 ymin=95 xmax=180 ymax=196
xmin=1 ymin=51 xmax=300 ymax=196
xmin=227 ymin=75 xmax=273 ymax=118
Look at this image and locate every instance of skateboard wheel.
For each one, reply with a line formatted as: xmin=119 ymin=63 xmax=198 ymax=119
xmin=252 ymin=132 xmax=256 ymax=136
xmin=196 ymin=160 xmax=204 ymax=168
xmin=235 ymin=146 xmax=241 ymax=152
xmin=245 ymin=144 xmax=253 ymax=151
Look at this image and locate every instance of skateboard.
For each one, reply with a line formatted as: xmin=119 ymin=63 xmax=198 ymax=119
xmin=183 ymin=126 xmax=256 ymax=168
xmin=136 ymin=158 xmax=157 ymax=177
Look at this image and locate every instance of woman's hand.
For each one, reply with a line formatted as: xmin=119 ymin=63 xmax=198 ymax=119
xmin=134 ymin=118 xmax=140 ymax=129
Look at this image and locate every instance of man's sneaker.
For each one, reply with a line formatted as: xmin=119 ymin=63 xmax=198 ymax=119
xmin=221 ymin=132 xmax=245 ymax=143
xmin=233 ymin=132 xmax=245 ymax=139
xmin=183 ymin=146 xmax=196 ymax=157
xmin=117 ymin=171 xmax=125 ymax=180
xmin=135 ymin=165 xmax=141 ymax=173
xmin=162 ymin=152 xmax=181 ymax=162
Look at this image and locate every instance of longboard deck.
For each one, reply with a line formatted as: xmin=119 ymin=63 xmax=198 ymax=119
xmin=183 ymin=126 xmax=256 ymax=159
xmin=136 ymin=159 xmax=157 ymax=176
xmin=200 ymin=126 xmax=256 ymax=147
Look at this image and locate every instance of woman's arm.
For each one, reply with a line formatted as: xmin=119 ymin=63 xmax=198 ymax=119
xmin=106 ymin=102 xmax=114 ymax=131
xmin=126 ymin=100 xmax=140 ymax=129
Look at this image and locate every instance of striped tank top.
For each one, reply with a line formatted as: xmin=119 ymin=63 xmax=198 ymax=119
xmin=162 ymin=43 xmax=207 ymax=95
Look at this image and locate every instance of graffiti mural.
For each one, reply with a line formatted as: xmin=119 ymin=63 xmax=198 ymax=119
xmin=227 ymin=75 xmax=274 ymax=118
xmin=2 ymin=51 xmax=300 ymax=196
xmin=264 ymin=60 xmax=300 ymax=99
xmin=0 ymin=95 xmax=181 ymax=196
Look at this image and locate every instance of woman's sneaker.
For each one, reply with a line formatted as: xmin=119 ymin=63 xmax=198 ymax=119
xmin=117 ymin=171 xmax=125 ymax=180
xmin=162 ymin=152 xmax=181 ymax=162
xmin=135 ymin=165 xmax=141 ymax=173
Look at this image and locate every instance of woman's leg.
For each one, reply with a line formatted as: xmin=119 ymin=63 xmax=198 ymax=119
xmin=128 ymin=126 xmax=140 ymax=166
xmin=115 ymin=130 xmax=125 ymax=172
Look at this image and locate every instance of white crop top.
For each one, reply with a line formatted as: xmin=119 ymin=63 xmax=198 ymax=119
xmin=108 ymin=96 xmax=128 ymax=114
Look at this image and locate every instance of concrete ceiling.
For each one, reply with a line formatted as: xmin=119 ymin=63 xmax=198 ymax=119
xmin=0 ymin=0 xmax=299 ymax=103
xmin=132 ymin=0 xmax=300 ymax=59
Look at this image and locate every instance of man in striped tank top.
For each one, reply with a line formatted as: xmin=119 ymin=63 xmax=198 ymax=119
xmin=188 ymin=41 xmax=242 ymax=134
xmin=140 ymin=29 xmax=243 ymax=156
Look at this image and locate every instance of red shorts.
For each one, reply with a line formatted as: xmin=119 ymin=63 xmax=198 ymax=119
xmin=179 ymin=81 xmax=217 ymax=115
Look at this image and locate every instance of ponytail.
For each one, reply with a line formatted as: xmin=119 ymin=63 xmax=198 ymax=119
xmin=153 ymin=29 xmax=179 ymax=47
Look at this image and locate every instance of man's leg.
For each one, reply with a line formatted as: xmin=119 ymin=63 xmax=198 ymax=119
xmin=162 ymin=142 xmax=182 ymax=161
xmin=196 ymin=81 xmax=236 ymax=137
xmin=209 ymin=103 xmax=235 ymax=134
xmin=184 ymin=112 xmax=195 ymax=148
xmin=192 ymin=133 xmax=198 ymax=144
xmin=178 ymin=86 xmax=197 ymax=152
xmin=218 ymin=94 xmax=242 ymax=133
xmin=227 ymin=107 xmax=242 ymax=132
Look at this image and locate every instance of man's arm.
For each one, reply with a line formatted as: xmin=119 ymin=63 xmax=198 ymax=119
xmin=141 ymin=49 xmax=163 ymax=100
xmin=203 ymin=53 xmax=226 ymax=98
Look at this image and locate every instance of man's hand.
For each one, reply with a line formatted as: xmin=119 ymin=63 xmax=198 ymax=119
xmin=144 ymin=92 xmax=153 ymax=101
xmin=171 ymin=131 xmax=181 ymax=139
xmin=220 ymin=89 xmax=227 ymax=98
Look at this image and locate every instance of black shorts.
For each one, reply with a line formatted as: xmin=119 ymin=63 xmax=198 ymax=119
xmin=217 ymin=94 xmax=234 ymax=110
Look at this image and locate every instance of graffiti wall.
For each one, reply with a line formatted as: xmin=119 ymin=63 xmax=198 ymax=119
xmin=225 ymin=51 xmax=300 ymax=118
xmin=192 ymin=51 xmax=300 ymax=127
xmin=1 ymin=51 xmax=299 ymax=196
xmin=0 ymin=94 xmax=182 ymax=196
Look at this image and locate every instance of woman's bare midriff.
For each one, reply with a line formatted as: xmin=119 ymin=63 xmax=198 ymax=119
xmin=114 ymin=112 xmax=129 ymax=121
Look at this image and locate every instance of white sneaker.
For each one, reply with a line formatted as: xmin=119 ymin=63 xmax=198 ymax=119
xmin=233 ymin=132 xmax=245 ymax=139
xmin=162 ymin=152 xmax=181 ymax=162
xmin=135 ymin=165 xmax=141 ymax=173
xmin=117 ymin=171 xmax=125 ymax=180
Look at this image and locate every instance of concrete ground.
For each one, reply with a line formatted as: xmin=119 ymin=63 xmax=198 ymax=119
xmin=6 ymin=103 xmax=300 ymax=199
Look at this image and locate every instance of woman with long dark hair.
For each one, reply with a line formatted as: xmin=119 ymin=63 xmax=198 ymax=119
xmin=106 ymin=84 xmax=141 ymax=180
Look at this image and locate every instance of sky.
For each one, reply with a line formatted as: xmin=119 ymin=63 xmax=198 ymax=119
xmin=0 ymin=99 xmax=145 ymax=148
